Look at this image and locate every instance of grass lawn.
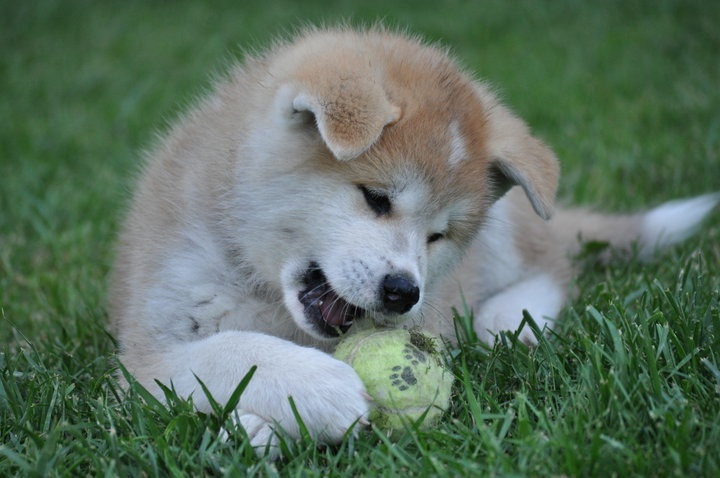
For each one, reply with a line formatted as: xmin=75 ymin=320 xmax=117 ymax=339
xmin=2 ymin=0 xmax=719 ymax=476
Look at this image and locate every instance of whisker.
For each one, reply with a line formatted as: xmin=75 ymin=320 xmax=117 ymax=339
xmin=299 ymin=280 xmax=329 ymax=302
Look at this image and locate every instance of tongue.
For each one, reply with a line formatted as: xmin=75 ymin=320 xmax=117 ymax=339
xmin=318 ymin=289 xmax=352 ymax=326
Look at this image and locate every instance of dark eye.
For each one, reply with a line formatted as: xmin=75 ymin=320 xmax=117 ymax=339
xmin=427 ymin=232 xmax=445 ymax=244
xmin=359 ymin=185 xmax=391 ymax=216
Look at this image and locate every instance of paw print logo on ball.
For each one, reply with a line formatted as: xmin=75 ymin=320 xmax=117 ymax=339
xmin=389 ymin=365 xmax=416 ymax=391
xmin=388 ymin=343 xmax=427 ymax=391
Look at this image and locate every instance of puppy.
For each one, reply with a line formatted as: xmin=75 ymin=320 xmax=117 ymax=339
xmin=109 ymin=27 xmax=718 ymax=453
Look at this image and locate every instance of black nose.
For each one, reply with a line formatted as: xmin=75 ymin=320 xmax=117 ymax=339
xmin=381 ymin=274 xmax=420 ymax=314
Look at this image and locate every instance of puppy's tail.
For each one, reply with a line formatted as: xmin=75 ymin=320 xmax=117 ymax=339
xmin=638 ymin=193 xmax=720 ymax=258
xmin=551 ymin=192 xmax=720 ymax=262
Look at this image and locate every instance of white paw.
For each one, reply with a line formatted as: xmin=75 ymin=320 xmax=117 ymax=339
xmin=237 ymin=346 xmax=370 ymax=452
xmin=474 ymin=274 xmax=563 ymax=345
xmin=229 ymin=410 xmax=280 ymax=458
xmin=278 ymin=351 xmax=371 ymax=441
xmin=475 ymin=310 xmax=553 ymax=346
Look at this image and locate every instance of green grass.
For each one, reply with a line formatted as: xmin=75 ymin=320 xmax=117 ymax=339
xmin=1 ymin=0 xmax=719 ymax=476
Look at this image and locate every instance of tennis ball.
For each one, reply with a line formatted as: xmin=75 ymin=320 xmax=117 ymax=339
xmin=334 ymin=328 xmax=454 ymax=431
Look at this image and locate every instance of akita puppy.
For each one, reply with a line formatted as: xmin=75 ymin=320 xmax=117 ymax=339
xmin=109 ymin=27 xmax=718 ymax=453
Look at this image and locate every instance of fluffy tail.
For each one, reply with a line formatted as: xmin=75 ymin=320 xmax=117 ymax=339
xmin=550 ymin=192 xmax=720 ymax=261
xmin=639 ymin=192 xmax=720 ymax=258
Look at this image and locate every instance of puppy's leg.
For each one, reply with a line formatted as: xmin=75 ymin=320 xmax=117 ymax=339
xmin=473 ymin=273 xmax=565 ymax=345
xmin=123 ymin=331 xmax=369 ymax=456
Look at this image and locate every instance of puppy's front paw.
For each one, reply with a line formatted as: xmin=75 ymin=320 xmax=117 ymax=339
xmin=228 ymin=409 xmax=280 ymax=458
xmin=279 ymin=351 xmax=371 ymax=441
xmin=238 ymin=346 xmax=370 ymax=452
xmin=312 ymin=360 xmax=370 ymax=435
xmin=475 ymin=310 xmax=546 ymax=346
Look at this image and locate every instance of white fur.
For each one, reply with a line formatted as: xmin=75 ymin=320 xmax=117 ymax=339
xmin=474 ymin=274 xmax=565 ymax=344
xmin=641 ymin=193 xmax=720 ymax=257
xmin=474 ymin=197 xmax=525 ymax=295
xmin=161 ymin=331 xmax=369 ymax=457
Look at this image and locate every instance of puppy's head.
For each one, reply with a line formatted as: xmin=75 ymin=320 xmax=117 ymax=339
xmin=232 ymin=29 xmax=559 ymax=340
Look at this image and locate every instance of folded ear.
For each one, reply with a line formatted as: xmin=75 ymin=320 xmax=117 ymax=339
xmin=291 ymin=78 xmax=401 ymax=161
xmin=485 ymin=101 xmax=560 ymax=219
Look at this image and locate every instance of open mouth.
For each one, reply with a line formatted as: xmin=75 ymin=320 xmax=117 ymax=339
xmin=298 ymin=263 xmax=365 ymax=337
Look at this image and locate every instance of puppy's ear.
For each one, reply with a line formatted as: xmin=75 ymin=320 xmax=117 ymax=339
xmin=485 ymin=102 xmax=559 ymax=219
xmin=291 ymin=79 xmax=401 ymax=161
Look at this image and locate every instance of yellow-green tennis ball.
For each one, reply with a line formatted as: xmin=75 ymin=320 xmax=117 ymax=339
xmin=334 ymin=328 xmax=454 ymax=431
